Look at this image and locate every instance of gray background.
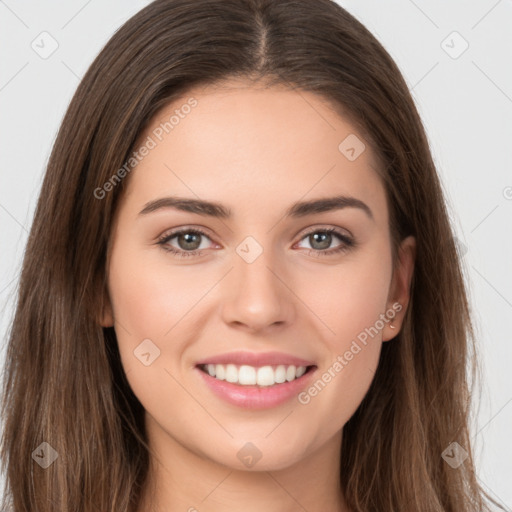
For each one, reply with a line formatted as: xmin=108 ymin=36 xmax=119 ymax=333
xmin=0 ymin=0 xmax=510 ymax=508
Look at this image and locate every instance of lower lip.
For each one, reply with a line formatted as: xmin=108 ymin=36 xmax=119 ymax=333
xmin=194 ymin=366 xmax=317 ymax=409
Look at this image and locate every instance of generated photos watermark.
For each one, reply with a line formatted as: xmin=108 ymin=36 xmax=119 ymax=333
xmin=93 ymin=97 xmax=198 ymax=200
xmin=297 ymin=301 xmax=403 ymax=405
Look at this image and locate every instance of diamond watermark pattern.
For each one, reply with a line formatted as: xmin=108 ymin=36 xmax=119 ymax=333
xmin=134 ymin=338 xmax=161 ymax=366
xmin=338 ymin=134 xmax=366 ymax=161
xmin=31 ymin=31 xmax=59 ymax=59
xmin=236 ymin=236 xmax=263 ymax=264
xmin=453 ymin=236 xmax=468 ymax=258
xmin=441 ymin=441 xmax=468 ymax=468
xmin=32 ymin=442 xmax=59 ymax=469
xmin=441 ymin=31 xmax=469 ymax=59
xmin=237 ymin=442 xmax=262 ymax=468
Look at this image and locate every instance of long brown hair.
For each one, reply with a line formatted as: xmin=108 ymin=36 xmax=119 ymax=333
xmin=0 ymin=1 xmax=504 ymax=510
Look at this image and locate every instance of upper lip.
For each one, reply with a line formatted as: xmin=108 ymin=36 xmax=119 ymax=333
xmin=195 ymin=351 xmax=316 ymax=368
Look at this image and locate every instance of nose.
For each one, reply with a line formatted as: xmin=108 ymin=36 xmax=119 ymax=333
xmin=220 ymin=245 xmax=296 ymax=333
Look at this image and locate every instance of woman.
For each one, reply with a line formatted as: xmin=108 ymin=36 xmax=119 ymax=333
xmin=0 ymin=0 xmax=504 ymax=510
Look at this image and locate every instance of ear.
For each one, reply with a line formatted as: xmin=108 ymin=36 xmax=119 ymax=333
xmin=382 ymin=235 xmax=416 ymax=342
xmin=99 ymin=286 xmax=114 ymax=328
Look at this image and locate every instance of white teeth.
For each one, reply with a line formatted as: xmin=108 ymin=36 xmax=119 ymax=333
xmin=202 ymin=363 xmax=309 ymax=386
xmin=296 ymin=366 xmax=306 ymax=378
xmin=274 ymin=365 xmax=286 ymax=383
xmin=215 ymin=364 xmax=226 ymax=380
xmin=239 ymin=365 xmax=256 ymax=385
xmin=225 ymin=364 xmax=238 ymax=383
xmin=257 ymin=366 xmax=274 ymax=386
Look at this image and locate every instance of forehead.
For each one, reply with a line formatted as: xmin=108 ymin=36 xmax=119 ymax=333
xmin=120 ymin=79 xmax=387 ymax=224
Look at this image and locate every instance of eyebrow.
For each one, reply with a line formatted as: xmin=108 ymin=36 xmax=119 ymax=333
xmin=138 ymin=195 xmax=374 ymax=221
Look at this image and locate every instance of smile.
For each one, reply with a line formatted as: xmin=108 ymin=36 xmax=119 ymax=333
xmin=195 ymin=363 xmax=318 ymax=409
xmin=198 ymin=363 xmax=314 ymax=387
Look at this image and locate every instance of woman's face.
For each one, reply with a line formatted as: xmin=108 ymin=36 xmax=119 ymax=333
xmin=102 ymin=79 xmax=415 ymax=472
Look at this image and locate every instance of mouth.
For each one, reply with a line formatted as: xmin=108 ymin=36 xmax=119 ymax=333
xmin=196 ymin=363 xmax=317 ymax=388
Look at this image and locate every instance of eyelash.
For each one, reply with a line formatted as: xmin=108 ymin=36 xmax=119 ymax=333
xmin=156 ymin=227 xmax=356 ymax=259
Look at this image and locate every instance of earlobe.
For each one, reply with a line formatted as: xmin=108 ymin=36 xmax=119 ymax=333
xmin=383 ymin=235 xmax=416 ymax=342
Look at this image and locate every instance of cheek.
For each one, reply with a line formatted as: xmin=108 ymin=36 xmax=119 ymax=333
xmin=108 ymin=245 xmax=206 ymax=336
xmin=106 ymin=247 xmax=208 ymax=418
xmin=297 ymin=244 xmax=391 ymax=421
xmin=106 ymin=243 xmax=207 ymax=381
xmin=336 ymin=268 xmax=390 ymax=342
xmin=307 ymin=242 xmax=392 ymax=350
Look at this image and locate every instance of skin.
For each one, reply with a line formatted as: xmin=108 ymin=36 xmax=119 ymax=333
xmin=100 ymin=78 xmax=416 ymax=512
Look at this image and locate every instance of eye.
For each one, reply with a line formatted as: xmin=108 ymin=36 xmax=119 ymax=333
xmin=295 ymin=227 xmax=355 ymax=257
xmin=157 ymin=227 xmax=215 ymax=258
